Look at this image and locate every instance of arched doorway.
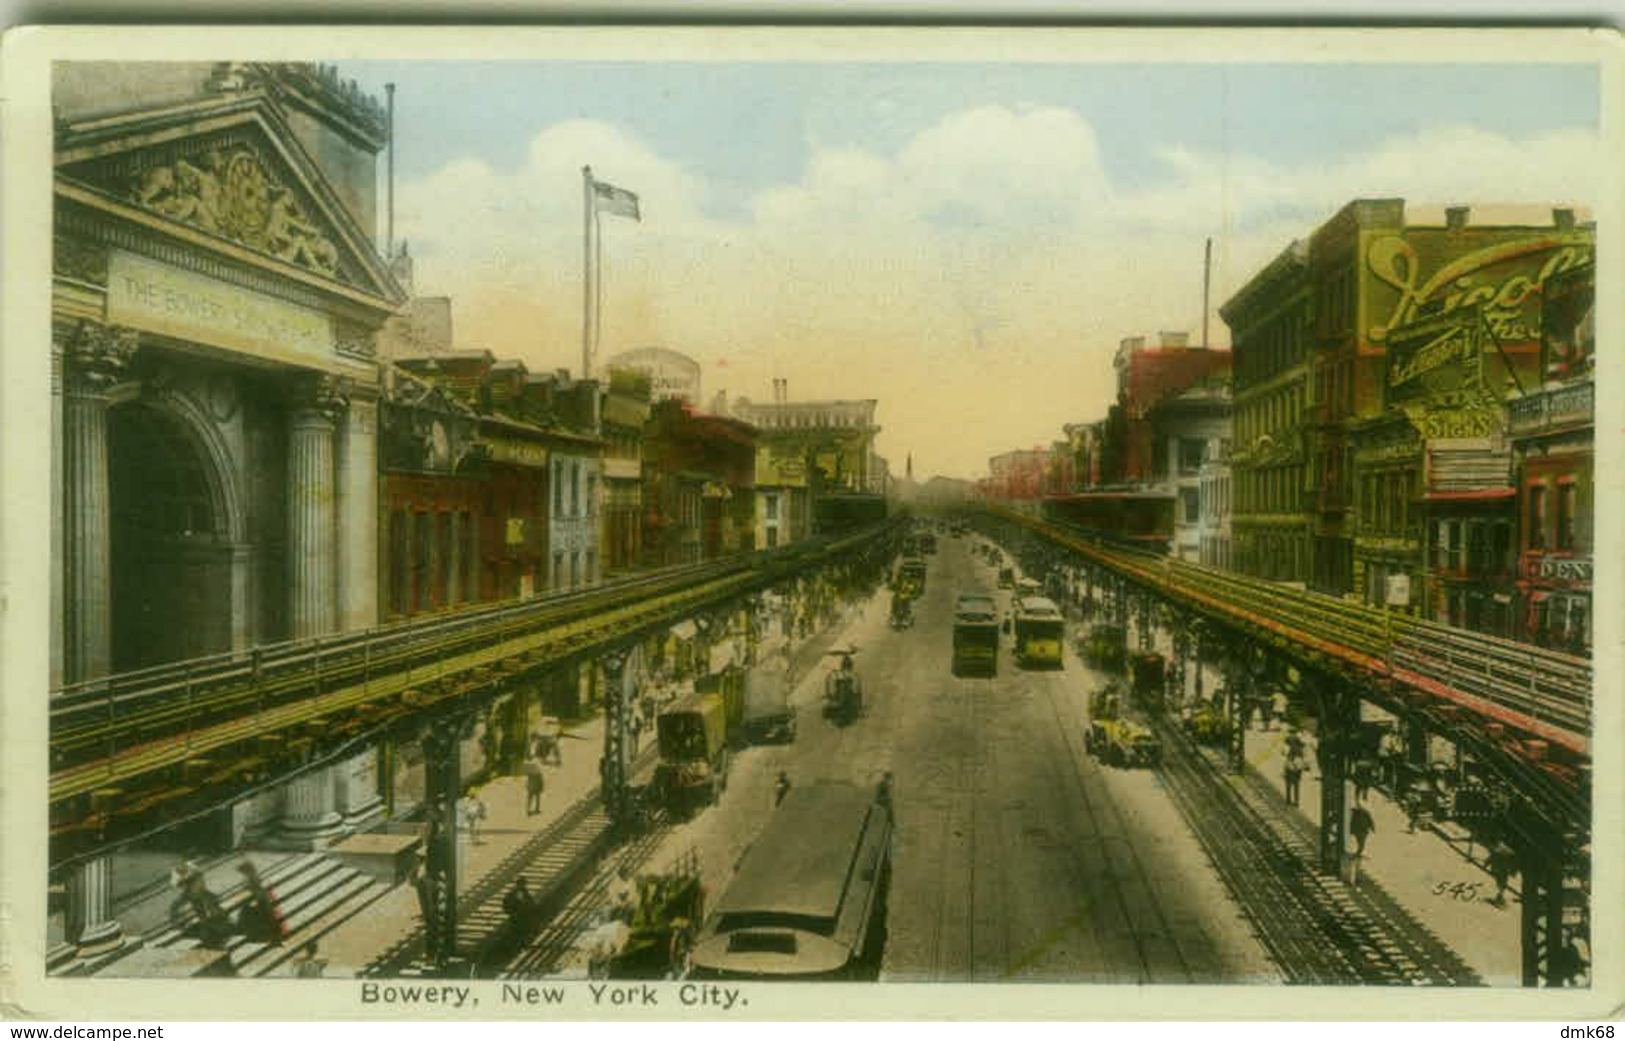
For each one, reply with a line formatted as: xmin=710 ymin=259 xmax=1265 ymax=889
xmin=108 ymin=403 xmax=236 ymax=672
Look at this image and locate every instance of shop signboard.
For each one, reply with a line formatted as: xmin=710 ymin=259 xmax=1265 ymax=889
xmin=1364 ymin=228 xmax=1593 ymax=348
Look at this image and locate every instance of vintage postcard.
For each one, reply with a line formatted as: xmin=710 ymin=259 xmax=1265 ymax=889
xmin=1 ymin=24 xmax=1620 ymax=1022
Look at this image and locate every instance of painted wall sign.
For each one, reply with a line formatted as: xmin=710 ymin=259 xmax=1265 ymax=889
xmin=485 ymin=437 xmax=548 ymax=467
xmin=107 ymin=250 xmax=335 ymax=366
xmin=1365 ymin=233 xmax=1593 ymax=345
xmin=1525 ymin=555 xmax=1593 ymax=584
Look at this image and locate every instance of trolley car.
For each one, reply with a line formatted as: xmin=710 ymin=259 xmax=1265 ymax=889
xmin=688 ymin=780 xmax=892 ymax=980
xmin=952 ymin=593 xmax=1000 ymax=676
xmin=1012 ymin=596 xmax=1066 ymax=669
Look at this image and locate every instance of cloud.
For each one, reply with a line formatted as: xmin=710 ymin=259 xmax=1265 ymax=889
xmin=392 ymin=107 xmax=1599 ymax=479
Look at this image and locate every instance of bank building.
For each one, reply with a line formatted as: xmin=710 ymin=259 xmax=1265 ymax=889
xmin=50 ymin=63 xmax=407 ymax=953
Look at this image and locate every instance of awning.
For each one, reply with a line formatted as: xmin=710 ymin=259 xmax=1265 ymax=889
xmin=1424 ymin=488 xmax=1516 ymax=502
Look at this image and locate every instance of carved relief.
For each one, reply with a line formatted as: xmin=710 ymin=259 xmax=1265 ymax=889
xmin=288 ymin=372 xmax=350 ymax=420
xmin=53 ymin=236 xmax=109 ymax=285
xmin=129 ymin=146 xmax=340 ymax=278
xmin=62 ymin=321 xmax=138 ymax=392
xmin=334 ymin=321 xmax=377 ymax=361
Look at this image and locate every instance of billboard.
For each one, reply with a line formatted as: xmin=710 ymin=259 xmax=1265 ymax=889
xmin=1364 ymin=229 xmax=1593 ymax=347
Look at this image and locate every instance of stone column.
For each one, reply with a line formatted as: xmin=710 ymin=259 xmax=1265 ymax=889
xmin=286 ymin=375 xmax=344 ymax=640
xmin=50 ymin=339 xmax=64 ymax=690
xmin=333 ymin=747 xmax=384 ymax=828
xmin=66 ymin=856 xmax=124 ymax=956
xmin=335 ymin=394 xmax=379 ymax=633
xmin=279 ymin=766 xmax=345 ymax=847
xmin=62 ymin=323 xmax=137 ymax=685
xmin=447 ymin=511 xmax=464 ymax=606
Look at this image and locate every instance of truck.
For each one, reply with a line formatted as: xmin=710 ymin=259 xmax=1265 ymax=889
xmin=742 ymin=669 xmax=798 ymax=745
xmin=1084 ymin=683 xmax=1163 ymax=769
xmin=952 ymin=593 xmax=1000 ymax=676
xmin=654 ymin=693 xmax=731 ymax=814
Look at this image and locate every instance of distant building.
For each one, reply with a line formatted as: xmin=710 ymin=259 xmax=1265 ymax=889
xmin=731 ymin=395 xmax=883 ymax=545
xmin=1222 ymin=199 xmax=1594 ymax=607
xmin=987 ymin=449 xmax=1048 ymax=500
xmin=1147 ymin=373 xmax=1232 ymax=563
xmin=605 ymin=346 xmax=702 ymax=404
xmin=642 ymin=399 xmax=758 ymax=565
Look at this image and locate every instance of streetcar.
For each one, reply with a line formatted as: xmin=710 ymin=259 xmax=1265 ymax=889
xmin=688 ymin=780 xmax=893 ymax=980
xmin=1012 ymin=596 xmax=1066 ymax=669
xmin=952 ymin=593 xmax=1000 ymax=676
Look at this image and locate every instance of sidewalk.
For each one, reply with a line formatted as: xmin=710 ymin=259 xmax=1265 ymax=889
xmin=315 ymin=715 xmax=608 ymax=975
xmin=1239 ymin=720 xmax=1523 ymax=985
xmin=314 ymin=606 xmax=858 ymax=976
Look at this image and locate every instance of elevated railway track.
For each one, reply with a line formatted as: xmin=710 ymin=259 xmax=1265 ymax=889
xmin=49 ymin=524 xmax=896 ymax=864
xmin=983 ymin=508 xmax=1591 ymax=840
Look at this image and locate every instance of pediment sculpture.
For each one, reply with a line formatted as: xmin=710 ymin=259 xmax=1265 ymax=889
xmin=130 ymin=145 xmax=340 ymax=277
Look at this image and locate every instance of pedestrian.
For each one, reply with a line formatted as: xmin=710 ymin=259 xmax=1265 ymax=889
xmin=524 ymin=754 xmax=545 ymax=816
xmin=411 ymin=862 xmax=440 ymax=955
xmin=461 ymin=790 xmax=487 ymax=845
xmin=1285 ymin=726 xmax=1306 ymax=760
xmin=774 ymin=771 xmax=791 ymax=807
xmin=1258 ymin=692 xmax=1274 ymax=731
xmin=1283 ymin=751 xmax=1307 ymax=807
xmin=877 ymin=771 xmax=895 ymax=815
xmin=234 ymin=861 xmax=288 ymax=945
xmin=173 ymin=861 xmax=231 ymax=949
xmin=504 ymin=877 xmax=538 ymax=936
xmin=1487 ymin=841 xmax=1517 ymax=907
xmin=629 ymin=713 xmax=643 ymax=757
xmin=1270 ymin=690 xmax=1288 ymax=731
xmin=1377 ymin=727 xmax=1404 ymax=790
xmin=1353 ymin=758 xmax=1376 ymax=803
xmin=292 ymin=940 xmax=328 ymax=978
xmin=1350 ymin=804 xmax=1376 ymax=858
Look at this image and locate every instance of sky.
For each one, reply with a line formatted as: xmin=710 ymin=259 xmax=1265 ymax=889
xmin=337 ymin=60 xmax=1600 ymax=480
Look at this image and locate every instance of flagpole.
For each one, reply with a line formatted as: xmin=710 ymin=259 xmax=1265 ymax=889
xmin=594 ymin=203 xmax=604 ymax=373
xmin=582 ymin=165 xmax=594 ymax=380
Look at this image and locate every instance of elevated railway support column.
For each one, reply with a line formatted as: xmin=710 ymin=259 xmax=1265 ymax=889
xmin=1165 ymin=618 xmax=1189 ymax=709
xmin=1312 ymin=678 xmax=1361 ymax=876
xmin=65 ymin=855 xmax=124 ymax=956
xmin=419 ymin=712 xmax=466 ymax=969
xmin=1135 ymin=594 xmax=1156 ymax=653
xmin=599 ymin=646 xmax=639 ymax=828
xmin=1512 ymin=811 xmax=1590 ymax=987
xmin=1221 ymin=652 xmax=1248 ymax=775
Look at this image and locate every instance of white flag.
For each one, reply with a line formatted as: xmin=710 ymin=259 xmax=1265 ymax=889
xmin=593 ymin=179 xmax=641 ymax=221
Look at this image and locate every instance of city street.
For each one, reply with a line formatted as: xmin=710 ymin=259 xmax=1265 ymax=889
xmin=627 ymin=534 xmax=1274 ymax=983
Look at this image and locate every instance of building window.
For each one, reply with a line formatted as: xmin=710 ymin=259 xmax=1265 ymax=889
xmin=765 ymin=494 xmax=779 ymax=520
xmin=414 ymin=512 xmax=433 ymax=612
xmin=553 ymin=462 xmax=564 ymax=514
xmin=1181 ymin=487 xmax=1199 ymax=524
xmin=571 ymin=550 xmax=581 ymax=588
xmin=1556 ymin=481 xmax=1578 ymax=551
xmin=586 ymin=474 xmax=599 ymax=518
xmin=571 ymin=462 xmax=581 ymax=517
xmin=389 ymin=509 xmax=409 ymax=616
xmin=586 ymin=549 xmax=597 ymax=585
xmin=553 ymin=551 xmax=564 ymax=589
xmin=1178 ymin=438 xmax=1205 ymax=475
xmin=1528 ymin=484 xmax=1548 ymax=550
xmin=766 ymin=527 xmax=779 ymax=549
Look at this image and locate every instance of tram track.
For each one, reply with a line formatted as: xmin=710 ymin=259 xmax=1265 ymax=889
xmin=1034 ymin=664 xmax=1200 ymax=984
xmin=362 ymin=748 xmax=660 ymax=979
xmin=1153 ymin=720 xmax=1482 ymax=986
